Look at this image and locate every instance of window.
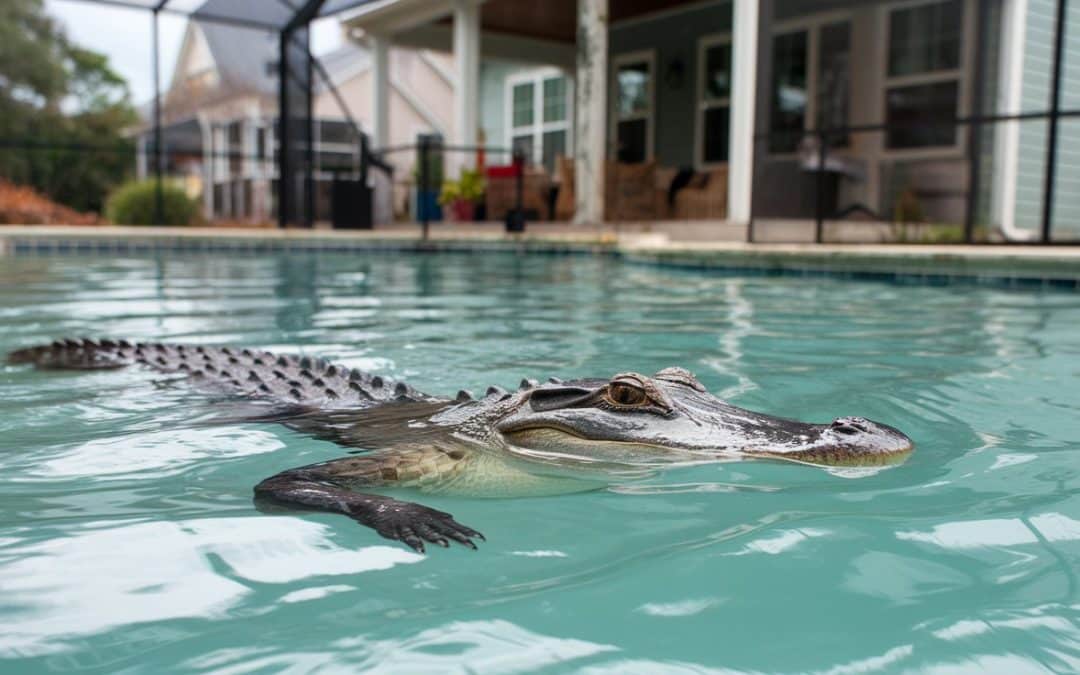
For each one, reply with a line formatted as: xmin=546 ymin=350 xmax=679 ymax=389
xmin=612 ymin=51 xmax=654 ymax=163
xmin=698 ymin=36 xmax=731 ymax=165
xmin=884 ymin=0 xmax=964 ymax=150
xmin=766 ymin=19 xmax=851 ymax=154
xmin=770 ymin=31 xmax=807 ymax=153
xmin=507 ymin=70 xmax=571 ymax=173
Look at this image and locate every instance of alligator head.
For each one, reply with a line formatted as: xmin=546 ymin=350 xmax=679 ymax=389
xmin=495 ymin=368 xmax=913 ymax=468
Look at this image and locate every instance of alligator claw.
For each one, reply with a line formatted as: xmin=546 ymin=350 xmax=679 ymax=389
xmin=364 ymin=500 xmax=483 ymax=553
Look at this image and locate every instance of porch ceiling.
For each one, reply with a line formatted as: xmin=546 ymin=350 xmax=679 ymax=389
xmin=454 ymin=0 xmax=719 ymax=45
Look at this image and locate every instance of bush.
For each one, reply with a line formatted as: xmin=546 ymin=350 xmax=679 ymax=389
xmin=105 ymin=179 xmax=199 ymax=226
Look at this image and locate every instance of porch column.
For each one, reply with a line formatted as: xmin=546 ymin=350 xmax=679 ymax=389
xmin=574 ymin=0 xmax=607 ymax=225
xmin=728 ymin=0 xmax=759 ymax=225
xmin=453 ymin=0 xmax=480 ymax=171
xmin=370 ymin=32 xmax=391 ymax=150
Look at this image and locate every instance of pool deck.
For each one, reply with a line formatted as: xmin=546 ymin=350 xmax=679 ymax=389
xmin=1 ymin=224 xmax=1078 ymax=286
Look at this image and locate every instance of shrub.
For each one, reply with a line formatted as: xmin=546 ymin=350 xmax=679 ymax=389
xmin=105 ymin=179 xmax=199 ymax=226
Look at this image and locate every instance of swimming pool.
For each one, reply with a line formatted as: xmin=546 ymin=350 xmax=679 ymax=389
xmin=1 ymin=252 xmax=1078 ymax=673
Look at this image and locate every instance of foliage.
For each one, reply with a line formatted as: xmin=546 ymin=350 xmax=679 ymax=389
xmin=0 ymin=0 xmax=137 ymax=215
xmin=0 ymin=179 xmax=97 ymax=225
xmin=439 ymin=169 xmax=485 ymax=205
xmin=105 ymin=179 xmax=199 ymax=226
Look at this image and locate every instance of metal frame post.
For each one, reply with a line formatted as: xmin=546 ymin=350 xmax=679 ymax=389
xmin=964 ymin=0 xmax=990 ymax=243
xmin=1041 ymin=0 xmax=1068 ymax=242
xmin=152 ymin=7 xmax=164 ymax=225
xmin=419 ymin=136 xmax=430 ymax=241
xmin=815 ymin=130 xmax=826 ymax=244
xmin=277 ymin=32 xmax=290 ymax=228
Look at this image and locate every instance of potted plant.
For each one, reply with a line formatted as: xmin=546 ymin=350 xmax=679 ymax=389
xmin=439 ymin=169 xmax=485 ymax=222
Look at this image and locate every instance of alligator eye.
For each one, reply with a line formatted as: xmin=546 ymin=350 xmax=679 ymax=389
xmin=608 ymin=382 xmax=647 ymax=406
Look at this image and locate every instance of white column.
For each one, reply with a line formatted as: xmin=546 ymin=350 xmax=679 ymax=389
xmin=371 ymin=33 xmax=391 ymax=151
xmin=994 ymin=0 xmax=1033 ymax=240
xmin=453 ymin=0 xmax=480 ymax=172
xmin=574 ymin=0 xmax=607 ymax=225
xmin=727 ymin=0 xmax=759 ymax=225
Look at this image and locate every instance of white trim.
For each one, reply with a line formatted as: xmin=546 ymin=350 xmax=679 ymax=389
xmin=505 ymin=67 xmax=574 ymax=168
xmin=610 ymin=49 xmax=656 ymax=161
xmin=878 ymin=0 xmax=974 ymax=160
xmin=391 ymin=78 xmax=448 ymax=136
xmin=694 ymin=32 xmax=731 ymax=169
xmin=419 ymin=49 xmax=454 ymax=86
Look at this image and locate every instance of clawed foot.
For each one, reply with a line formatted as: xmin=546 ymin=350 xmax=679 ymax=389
xmin=355 ymin=498 xmax=485 ymax=553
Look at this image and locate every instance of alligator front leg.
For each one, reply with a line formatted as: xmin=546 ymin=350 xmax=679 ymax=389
xmin=253 ymin=446 xmax=484 ymax=553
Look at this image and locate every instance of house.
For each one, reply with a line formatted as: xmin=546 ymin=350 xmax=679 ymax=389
xmin=341 ymin=0 xmax=1077 ymax=240
xmin=137 ymin=0 xmax=455 ymax=224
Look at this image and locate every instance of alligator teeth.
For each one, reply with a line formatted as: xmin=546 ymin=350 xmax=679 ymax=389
xmin=519 ymin=378 xmax=538 ymax=390
xmin=486 ymin=385 xmax=507 ymax=397
xmin=547 ymin=377 xmax=563 ymax=384
xmin=456 ymin=390 xmax=473 ymax=402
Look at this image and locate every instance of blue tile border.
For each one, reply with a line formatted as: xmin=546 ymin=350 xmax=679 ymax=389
xmin=2 ymin=234 xmax=1078 ymax=290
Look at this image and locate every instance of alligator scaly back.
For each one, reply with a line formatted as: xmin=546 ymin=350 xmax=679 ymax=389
xmin=7 ymin=338 xmax=436 ymax=409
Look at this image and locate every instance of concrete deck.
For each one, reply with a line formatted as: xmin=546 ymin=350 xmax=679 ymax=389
xmin=1 ymin=224 xmax=1078 ymax=285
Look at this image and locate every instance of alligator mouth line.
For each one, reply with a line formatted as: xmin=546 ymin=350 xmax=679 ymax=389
xmin=503 ymin=424 xmax=913 ymax=467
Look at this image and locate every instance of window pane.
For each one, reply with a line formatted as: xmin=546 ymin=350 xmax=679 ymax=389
xmin=617 ymin=119 xmax=647 ymax=162
xmin=319 ymin=120 xmax=355 ymax=146
xmin=818 ymin=21 xmax=851 ymax=147
xmin=703 ymin=106 xmax=729 ymax=164
xmin=617 ymin=61 xmax=650 ymax=118
xmin=704 ymin=42 xmax=731 ymax=100
xmin=543 ymin=76 xmax=567 ymax=123
xmin=541 ymin=130 xmax=566 ymax=173
xmin=769 ymin=30 xmax=808 ymax=153
xmin=888 ymin=0 xmax=962 ymax=77
xmin=511 ymin=134 xmax=533 ymax=161
xmin=512 ymin=82 xmax=534 ymax=128
xmin=885 ymin=81 xmax=959 ymax=148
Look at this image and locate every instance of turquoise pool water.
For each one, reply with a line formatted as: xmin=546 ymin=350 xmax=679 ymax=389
xmin=1 ymin=253 xmax=1078 ymax=673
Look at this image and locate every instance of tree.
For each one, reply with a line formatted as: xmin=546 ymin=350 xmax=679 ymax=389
xmin=0 ymin=0 xmax=137 ymax=214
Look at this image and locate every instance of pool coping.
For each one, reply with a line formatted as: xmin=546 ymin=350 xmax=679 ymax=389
xmin=1 ymin=225 xmax=1078 ymax=288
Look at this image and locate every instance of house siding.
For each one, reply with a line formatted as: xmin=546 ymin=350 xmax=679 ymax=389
xmin=609 ymin=2 xmax=733 ymax=168
xmin=479 ymin=61 xmax=524 ymax=159
xmin=1016 ymin=0 xmax=1080 ymax=237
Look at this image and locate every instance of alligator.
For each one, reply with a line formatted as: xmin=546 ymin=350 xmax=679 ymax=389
xmin=8 ymin=338 xmax=914 ymax=553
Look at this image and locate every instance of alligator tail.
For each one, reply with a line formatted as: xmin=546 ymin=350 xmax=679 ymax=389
xmin=7 ymin=338 xmax=432 ymax=409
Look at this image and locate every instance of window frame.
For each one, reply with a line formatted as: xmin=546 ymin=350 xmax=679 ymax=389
xmin=610 ymin=49 xmax=656 ymax=163
xmin=695 ymin=33 xmax=733 ymax=169
xmin=766 ymin=9 xmax=854 ymax=159
xmin=878 ymin=0 xmax=974 ymax=159
xmin=505 ymin=67 xmax=574 ymax=170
